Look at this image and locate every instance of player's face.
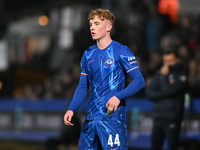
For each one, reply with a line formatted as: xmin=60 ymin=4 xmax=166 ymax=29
xmin=163 ymin=53 xmax=178 ymax=66
xmin=89 ymin=15 xmax=111 ymax=41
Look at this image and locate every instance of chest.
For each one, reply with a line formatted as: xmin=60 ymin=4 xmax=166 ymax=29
xmin=86 ymin=51 xmax=120 ymax=76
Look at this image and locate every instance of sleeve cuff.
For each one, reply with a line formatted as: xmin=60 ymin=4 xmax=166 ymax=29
xmin=115 ymin=91 xmax=126 ymax=101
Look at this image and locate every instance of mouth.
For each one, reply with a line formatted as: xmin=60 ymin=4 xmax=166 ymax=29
xmin=91 ymin=32 xmax=95 ymax=36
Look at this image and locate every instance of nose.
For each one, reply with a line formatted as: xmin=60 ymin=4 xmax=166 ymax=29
xmin=90 ymin=24 xmax=94 ymax=30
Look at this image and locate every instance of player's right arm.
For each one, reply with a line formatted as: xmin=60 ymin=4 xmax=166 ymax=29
xmin=64 ymin=52 xmax=89 ymax=126
xmin=64 ymin=74 xmax=89 ymax=126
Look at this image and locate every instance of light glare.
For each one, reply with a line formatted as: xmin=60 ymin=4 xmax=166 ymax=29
xmin=38 ymin=15 xmax=49 ymax=26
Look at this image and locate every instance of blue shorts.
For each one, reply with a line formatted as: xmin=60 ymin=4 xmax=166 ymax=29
xmin=78 ymin=120 xmax=127 ymax=150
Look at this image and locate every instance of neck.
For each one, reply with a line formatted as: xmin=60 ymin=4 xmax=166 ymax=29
xmin=96 ymin=35 xmax=112 ymax=50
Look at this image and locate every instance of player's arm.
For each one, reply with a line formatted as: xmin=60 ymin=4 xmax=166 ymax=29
xmin=106 ymin=46 xmax=145 ymax=112
xmin=64 ymin=52 xmax=89 ymax=126
xmin=115 ymin=68 xmax=145 ymax=100
xmin=115 ymin=46 xmax=145 ymax=100
xmin=106 ymin=68 xmax=145 ymax=112
xmin=64 ymin=74 xmax=89 ymax=126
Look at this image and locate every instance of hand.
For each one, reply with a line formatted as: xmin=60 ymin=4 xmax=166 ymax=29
xmin=64 ymin=110 xmax=74 ymax=126
xmin=106 ymin=96 xmax=120 ymax=112
xmin=160 ymin=65 xmax=169 ymax=75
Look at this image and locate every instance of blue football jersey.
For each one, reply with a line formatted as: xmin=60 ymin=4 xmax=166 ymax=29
xmin=80 ymin=40 xmax=139 ymax=121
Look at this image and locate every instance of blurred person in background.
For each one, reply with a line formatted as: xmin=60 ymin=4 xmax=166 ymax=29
xmin=144 ymin=49 xmax=163 ymax=88
xmin=146 ymin=49 xmax=187 ymax=150
xmin=64 ymin=8 xmax=145 ymax=149
xmin=178 ymin=16 xmax=192 ymax=44
xmin=188 ymin=47 xmax=200 ymax=97
xmin=146 ymin=49 xmax=163 ymax=77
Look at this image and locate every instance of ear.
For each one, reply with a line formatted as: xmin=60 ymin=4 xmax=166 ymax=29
xmin=106 ymin=23 xmax=112 ymax=32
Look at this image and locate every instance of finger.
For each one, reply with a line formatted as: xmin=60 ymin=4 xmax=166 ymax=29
xmin=64 ymin=117 xmax=74 ymax=126
xmin=67 ymin=121 xmax=74 ymax=126
xmin=67 ymin=115 xmax=72 ymax=122
xmin=64 ymin=115 xmax=71 ymax=124
xmin=64 ymin=115 xmax=69 ymax=122
xmin=65 ymin=120 xmax=74 ymax=126
xmin=106 ymin=102 xmax=110 ymax=108
xmin=69 ymin=123 xmax=74 ymax=126
xmin=114 ymin=106 xmax=117 ymax=112
xmin=64 ymin=116 xmax=67 ymax=123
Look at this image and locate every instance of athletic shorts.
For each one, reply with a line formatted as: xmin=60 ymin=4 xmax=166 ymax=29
xmin=78 ymin=119 xmax=127 ymax=150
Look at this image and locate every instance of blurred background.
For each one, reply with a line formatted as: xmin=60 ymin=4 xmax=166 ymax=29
xmin=0 ymin=0 xmax=200 ymax=149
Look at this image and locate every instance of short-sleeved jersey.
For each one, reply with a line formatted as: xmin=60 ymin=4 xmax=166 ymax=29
xmin=81 ymin=40 xmax=139 ymax=121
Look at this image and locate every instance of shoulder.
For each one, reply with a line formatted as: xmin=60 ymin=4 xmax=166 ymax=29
xmin=83 ymin=43 xmax=97 ymax=54
xmin=112 ymin=41 xmax=128 ymax=49
xmin=81 ymin=43 xmax=97 ymax=57
xmin=112 ymin=41 xmax=131 ymax=54
xmin=88 ymin=43 xmax=97 ymax=51
xmin=171 ymin=63 xmax=186 ymax=76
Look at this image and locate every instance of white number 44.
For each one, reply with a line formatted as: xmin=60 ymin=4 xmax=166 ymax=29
xmin=107 ymin=134 xmax=120 ymax=147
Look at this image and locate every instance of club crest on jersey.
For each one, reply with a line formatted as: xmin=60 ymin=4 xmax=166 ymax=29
xmin=105 ymin=57 xmax=114 ymax=66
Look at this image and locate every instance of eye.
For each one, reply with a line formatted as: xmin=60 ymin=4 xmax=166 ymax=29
xmin=95 ymin=22 xmax=99 ymax=25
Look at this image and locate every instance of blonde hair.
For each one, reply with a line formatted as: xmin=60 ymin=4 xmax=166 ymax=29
xmin=88 ymin=8 xmax=115 ymax=25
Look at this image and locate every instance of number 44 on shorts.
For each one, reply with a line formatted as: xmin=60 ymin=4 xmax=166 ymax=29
xmin=107 ymin=134 xmax=120 ymax=147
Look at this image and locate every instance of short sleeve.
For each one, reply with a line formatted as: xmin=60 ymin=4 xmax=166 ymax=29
xmin=119 ymin=46 xmax=139 ymax=73
xmin=80 ymin=52 xmax=88 ymax=76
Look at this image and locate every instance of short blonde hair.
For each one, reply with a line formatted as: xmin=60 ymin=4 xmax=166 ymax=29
xmin=88 ymin=8 xmax=115 ymax=25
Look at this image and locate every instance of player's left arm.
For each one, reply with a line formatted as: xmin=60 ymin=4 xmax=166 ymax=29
xmin=106 ymin=46 xmax=145 ymax=112
xmin=115 ymin=68 xmax=145 ymax=100
xmin=106 ymin=69 xmax=145 ymax=112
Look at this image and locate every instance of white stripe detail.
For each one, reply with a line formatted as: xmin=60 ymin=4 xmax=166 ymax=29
xmin=81 ymin=73 xmax=88 ymax=76
xmin=127 ymin=67 xmax=139 ymax=73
